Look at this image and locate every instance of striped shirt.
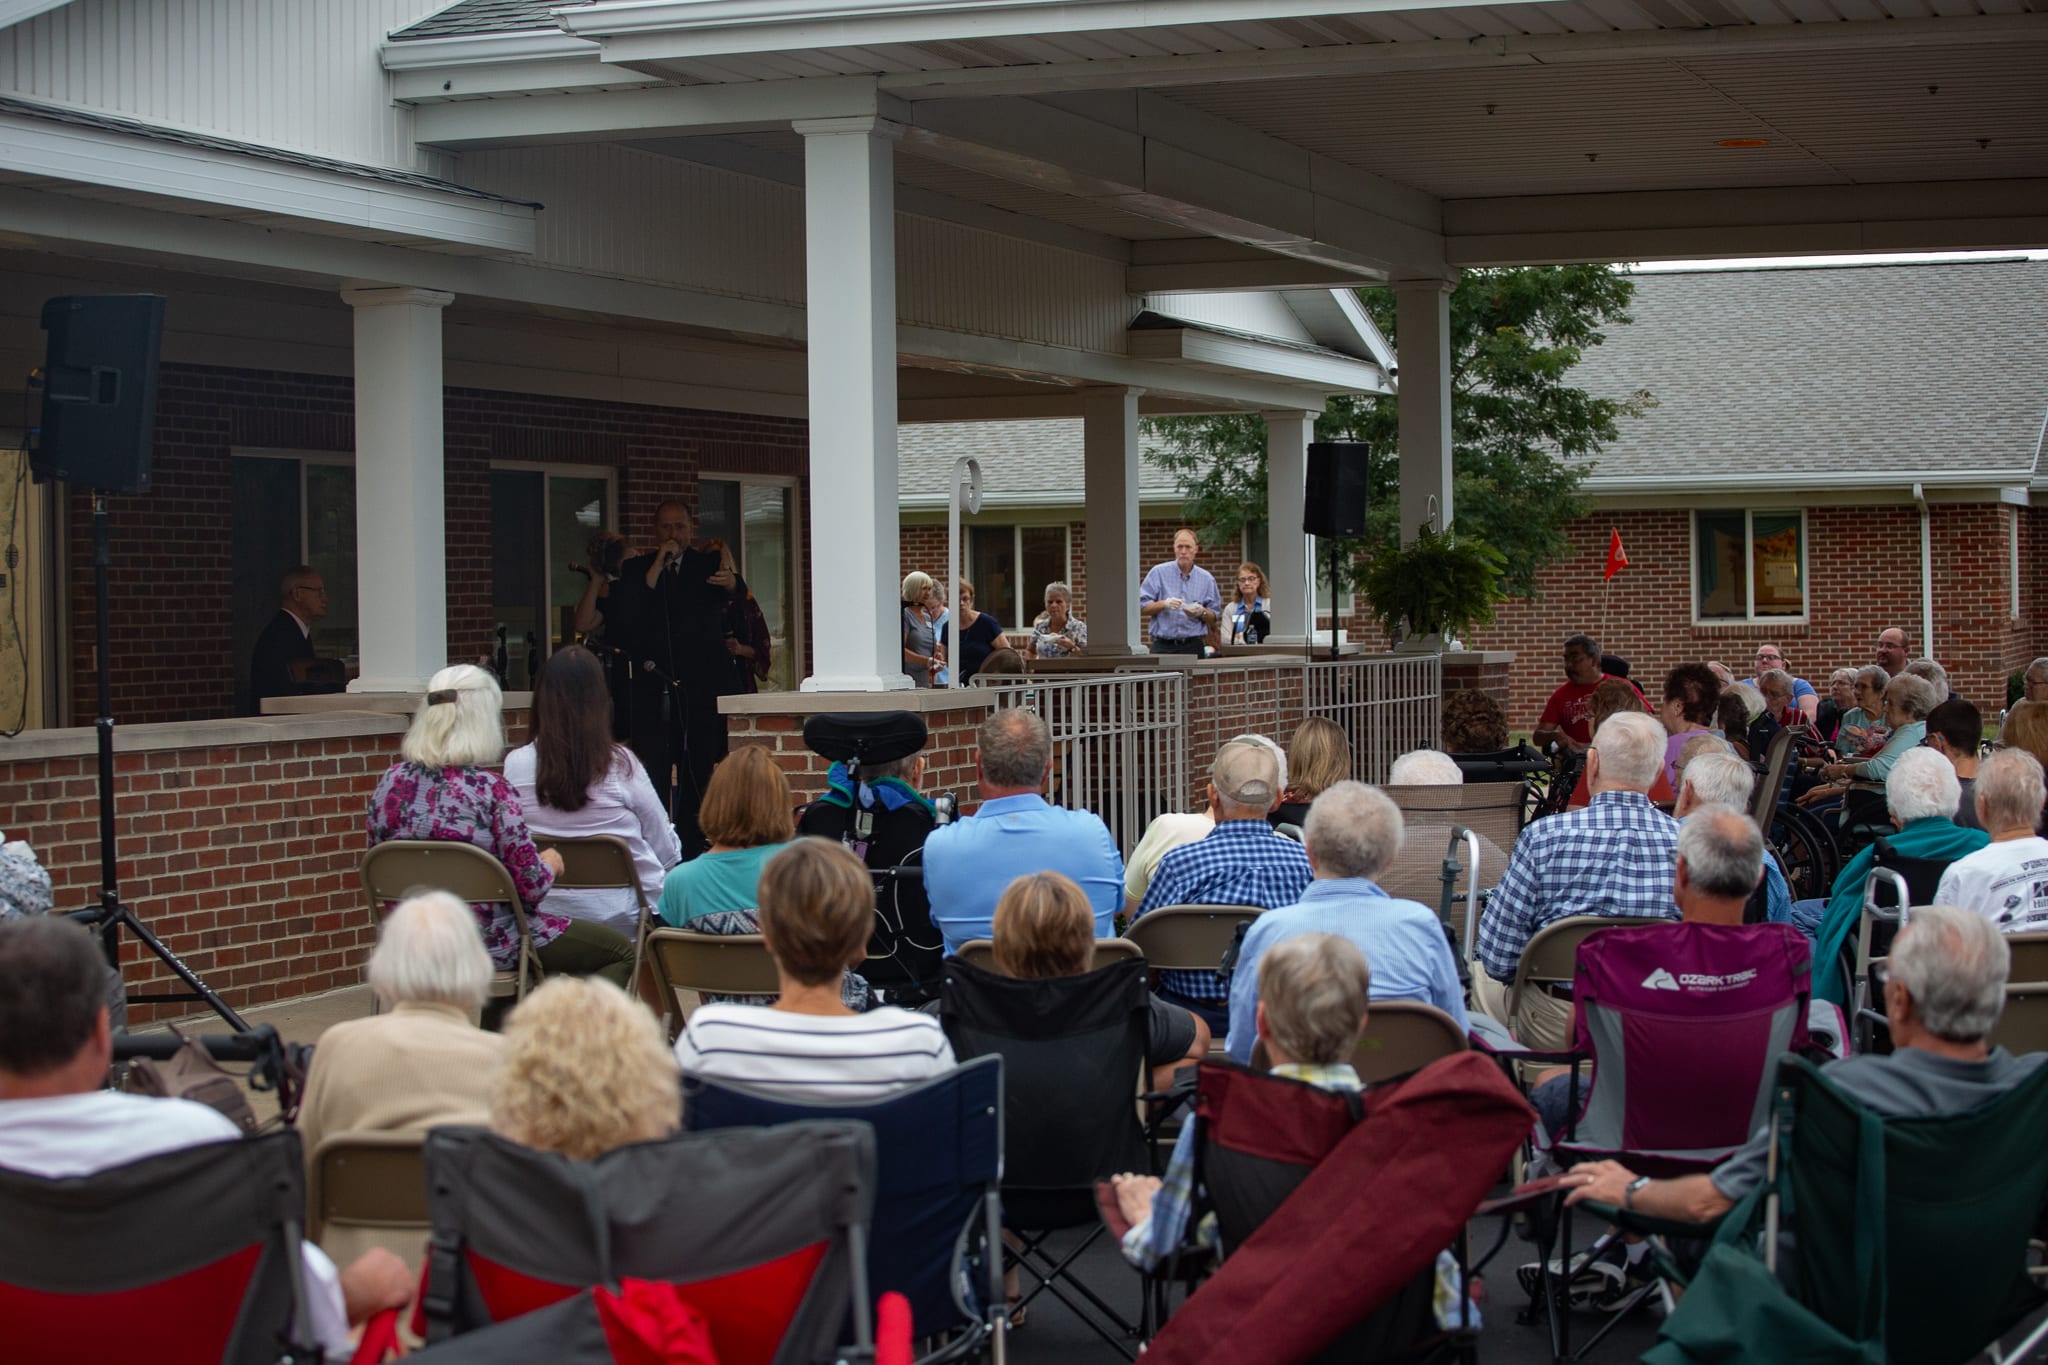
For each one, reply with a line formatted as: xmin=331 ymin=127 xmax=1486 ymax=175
xmin=674 ymin=1004 xmax=956 ymax=1101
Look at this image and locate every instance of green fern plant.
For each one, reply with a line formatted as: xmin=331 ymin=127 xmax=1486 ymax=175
xmin=1360 ymin=522 xmax=1507 ymax=645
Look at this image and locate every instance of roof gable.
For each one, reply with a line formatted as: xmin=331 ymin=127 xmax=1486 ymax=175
xmin=391 ymin=0 xmax=593 ymax=42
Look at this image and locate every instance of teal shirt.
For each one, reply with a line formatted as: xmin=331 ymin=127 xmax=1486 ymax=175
xmin=658 ymin=842 xmax=791 ymax=927
xmin=1813 ymin=816 xmax=1989 ymax=1005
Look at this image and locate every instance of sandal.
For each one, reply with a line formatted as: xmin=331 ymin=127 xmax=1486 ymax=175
xmin=1004 ymin=1295 xmax=1029 ymax=1329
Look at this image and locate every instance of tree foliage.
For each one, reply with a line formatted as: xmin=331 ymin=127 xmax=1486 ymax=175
xmin=1142 ymin=265 xmax=1654 ymax=599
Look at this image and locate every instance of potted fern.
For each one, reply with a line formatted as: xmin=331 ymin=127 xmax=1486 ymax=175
xmin=1360 ymin=522 xmax=1506 ymax=653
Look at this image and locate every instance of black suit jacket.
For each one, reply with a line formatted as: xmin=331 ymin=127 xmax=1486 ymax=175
xmin=608 ymin=548 xmax=749 ymax=705
xmin=250 ymin=609 xmax=339 ymax=708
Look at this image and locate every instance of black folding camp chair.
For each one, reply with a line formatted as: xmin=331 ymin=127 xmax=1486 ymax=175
xmin=417 ymin=1122 xmax=876 ymax=1365
xmin=940 ymin=954 xmax=1158 ymax=1359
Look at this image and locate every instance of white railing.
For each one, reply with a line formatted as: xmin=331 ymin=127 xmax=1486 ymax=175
xmin=1303 ymin=654 xmax=1443 ymax=784
xmin=979 ymin=670 xmax=1187 ymax=856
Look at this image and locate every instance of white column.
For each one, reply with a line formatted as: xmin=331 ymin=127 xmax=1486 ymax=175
xmin=1261 ymin=410 xmax=1316 ymax=643
xmin=796 ymin=116 xmax=911 ymax=692
xmin=342 ymin=286 xmax=451 ymax=693
xmin=1080 ymin=385 xmax=1143 ymax=655
xmin=1395 ymin=276 xmax=1456 ymax=546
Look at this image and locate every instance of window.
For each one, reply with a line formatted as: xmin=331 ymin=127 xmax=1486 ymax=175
xmin=967 ymin=524 xmax=1070 ymax=630
xmin=699 ymin=475 xmax=801 ymax=693
xmin=490 ymin=463 xmax=615 ymax=691
xmin=230 ymin=452 xmax=357 ymax=711
xmin=1694 ymin=510 xmax=1807 ymax=623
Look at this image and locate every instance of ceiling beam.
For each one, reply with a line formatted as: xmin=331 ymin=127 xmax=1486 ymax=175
xmin=904 ymin=91 xmax=1446 ymax=278
xmin=1444 ymin=179 xmax=2048 ymax=266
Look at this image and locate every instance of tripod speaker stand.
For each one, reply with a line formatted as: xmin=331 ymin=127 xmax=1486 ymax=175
xmin=34 ymin=293 xmax=246 ymax=1030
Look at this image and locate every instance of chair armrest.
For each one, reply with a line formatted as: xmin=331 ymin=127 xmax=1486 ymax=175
xmin=1575 ymin=1200 xmax=1725 ymax=1244
xmin=1475 ymin=1175 xmax=1575 ymax=1218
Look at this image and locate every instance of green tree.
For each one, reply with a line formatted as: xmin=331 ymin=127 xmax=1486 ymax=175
xmin=1142 ymin=265 xmax=1653 ymax=599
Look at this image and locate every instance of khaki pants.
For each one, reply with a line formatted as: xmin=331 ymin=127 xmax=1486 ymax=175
xmin=1469 ymin=958 xmax=1574 ymax=1054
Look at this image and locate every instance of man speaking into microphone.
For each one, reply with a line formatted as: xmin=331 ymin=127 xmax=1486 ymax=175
xmin=607 ymin=498 xmax=747 ymax=855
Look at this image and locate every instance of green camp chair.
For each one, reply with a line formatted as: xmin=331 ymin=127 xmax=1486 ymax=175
xmin=1601 ymin=1053 xmax=2048 ymax=1365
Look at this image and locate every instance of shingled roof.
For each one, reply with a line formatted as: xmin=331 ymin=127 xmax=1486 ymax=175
xmin=1574 ymin=258 xmax=2048 ymax=488
xmin=391 ymin=0 xmax=593 ymax=42
xmin=898 ymin=418 xmax=1181 ymax=510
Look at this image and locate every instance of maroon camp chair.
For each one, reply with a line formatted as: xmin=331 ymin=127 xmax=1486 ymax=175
xmin=1489 ymin=920 xmax=1814 ymax=1362
xmin=0 ymin=1129 xmax=321 ymax=1365
xmin=1139 ymin=1051 xmax=1534 ymax=1365
xmin=414 ymin=1121 xmax=876 ymax=1365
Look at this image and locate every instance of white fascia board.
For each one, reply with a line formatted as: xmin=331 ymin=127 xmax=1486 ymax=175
xmin=561 ymin=0 xmax=1483 ymax=62
xmin=412 ymin=75 xmax=903 ymax=146
xmin=1277 ymin=287 xmax=1394 ymax=369
xmin=0 ymin=0 xmax=73 ymax=29
xmin=380 ymin=30 xmax=601 ymax=69
xmin=1125 ymin=326 xmax=1388 ymax=394
xmin=1585 ymin=472 xmax=2036 ymax=499
xmin=0 ymin=113 xmax=535 ymax=253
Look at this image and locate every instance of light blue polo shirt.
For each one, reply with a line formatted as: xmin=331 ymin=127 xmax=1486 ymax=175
xmin=922 ymin=793 xmax=1123 ymax=954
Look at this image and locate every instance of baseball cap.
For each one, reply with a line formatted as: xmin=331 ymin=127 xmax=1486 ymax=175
xmin=1212 ymin=736 xmax=1281 ymax=808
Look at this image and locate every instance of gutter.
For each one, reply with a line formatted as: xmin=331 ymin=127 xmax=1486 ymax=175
xmin=1913 ymin=481 xmax=1934 ymax=659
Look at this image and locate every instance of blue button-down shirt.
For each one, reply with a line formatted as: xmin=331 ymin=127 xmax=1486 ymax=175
xmin=1136 ymin=819 xmax=1313 ymax=1001
xmin=1474 ymin=791 xmax=1681 ymax=983
xmin=1225 ymin=878 xmax=1470 ymax=1062
xmin=1138 ymin=560 xmax=1222 ymax=642
xmin=923 ymin=793 xmax=1123 ymax=954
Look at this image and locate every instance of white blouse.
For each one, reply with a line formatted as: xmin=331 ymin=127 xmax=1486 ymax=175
xmin=503 ymin=743 xmax=682 ymax=934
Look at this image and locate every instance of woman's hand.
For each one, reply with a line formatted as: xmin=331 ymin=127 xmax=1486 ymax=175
xmin=539 ymin=847 xmax=565 ymax=876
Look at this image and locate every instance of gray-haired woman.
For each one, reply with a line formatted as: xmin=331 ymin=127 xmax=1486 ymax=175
xmin=1029 ymin=582 xmax=1088 ymax=659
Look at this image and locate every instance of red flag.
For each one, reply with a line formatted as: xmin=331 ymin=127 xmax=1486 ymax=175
xmin=1603 ymin=528 xmax=1627 ymax=581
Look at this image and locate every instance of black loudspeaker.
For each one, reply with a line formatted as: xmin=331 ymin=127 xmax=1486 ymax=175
xmin=32 ymin=294 xmax=165 ymax=494
xmin=1303 ymin=441 xmax=1370 ymax=538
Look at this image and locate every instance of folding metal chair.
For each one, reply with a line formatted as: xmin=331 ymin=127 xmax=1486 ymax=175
xmin=1991 ymin=932 xmax=2048 ymax=1055
xmin=0 ymin=1130 xmax=321 ymax=1365
xmin=1122 ymin=905 xmax=1262 ymax=975
xmin=641 ymin=926 xmax=782 ymax=1037
xmin=545 ymin=834 xmax=658 ymax=1007
xmin=953 ymin=937 xmax=1143 ymax=973
xmin=362 ymin=840 xmax=538 ymax=1005
xmin=308 ymin=1130 xmax=431 ymax=1275
xmin=1350 ymin=1001 xmax=1471 ymax=1086
xmin=417 ymin=1121 xmax=876 ymax=1365
xmin=1505 ymin=915 xmax=1645 ymax=1055
xmin=941 ymin=954 xmax=1156 ymax=1360
xmin=684 ymin=1057 xmax=1008 ymax=1365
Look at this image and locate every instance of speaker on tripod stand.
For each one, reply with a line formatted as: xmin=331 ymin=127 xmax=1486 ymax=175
xmin=31 ymin=293 xmax=246 ymax=1029
xmin=1303 ymin=442 xmax=1370 ymax=660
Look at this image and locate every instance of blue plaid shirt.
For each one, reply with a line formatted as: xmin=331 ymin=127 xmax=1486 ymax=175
xmin=1474 ymin=791 xmax=1681 ymax=984
xmin=1121 ymin=1062 xmax=1362 ymax=1272
xmin=1135 ymin=819 xmax=1313 ymax=1001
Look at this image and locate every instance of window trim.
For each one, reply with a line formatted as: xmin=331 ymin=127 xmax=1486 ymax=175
xmin=1690 ymin=507 xmax=1810 ymax=626
xmin=699 ymin=472 xmax=805 ymax=691
xmin=489 ymin=459 xmax=619 ymax=656
xmin=968 ymin=521 xmax=1073 ymax=628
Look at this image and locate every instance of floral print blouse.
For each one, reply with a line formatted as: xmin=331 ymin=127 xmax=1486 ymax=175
xmin=367 ymin=760 xmax=567 ymax=966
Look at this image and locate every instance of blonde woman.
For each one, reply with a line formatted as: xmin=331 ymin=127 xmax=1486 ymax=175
xmin=491 ymin=977 xmax=680 ymax=1160
xmin=1274 ymin=717 xmax=1350 ymax=827
xmin=366 ymin=664 xmax=635 ymax=987
xmin=901 ymin=571 xmax=944 ymax=687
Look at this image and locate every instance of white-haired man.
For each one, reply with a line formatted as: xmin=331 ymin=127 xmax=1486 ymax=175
xmin=1675 ymin=750 xmax=1793 ymax=926
xmin=1136 ymin=736 xmax=1312 ymax=1032
xmin=1225 ymin=782 xmax=1467 ymax=1062
xmin=1567 ymin=906 xmax=2045 ymax=1220
xmin=1936 ymin=749 xmax=2048 ymax=931
xmin=1473 ymin=712 xmax=1681 ymax=1050
xmin=1805 ymin=747 xmax=1990 ymax=1006
xmin=2024 ymin=658 xmax=2048 ymax=706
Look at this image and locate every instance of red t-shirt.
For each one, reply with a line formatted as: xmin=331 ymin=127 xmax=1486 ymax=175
xmin=1537 ymin=676 xmax=1616 ymax=746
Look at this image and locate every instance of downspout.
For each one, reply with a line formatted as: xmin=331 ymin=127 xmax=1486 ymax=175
xmin=1912 ymin=482 xmax=1933 ymax=660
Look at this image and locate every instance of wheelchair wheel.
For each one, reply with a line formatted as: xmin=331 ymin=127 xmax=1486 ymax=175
xmin=1770 ymin=804 xmax=1839 ymax=904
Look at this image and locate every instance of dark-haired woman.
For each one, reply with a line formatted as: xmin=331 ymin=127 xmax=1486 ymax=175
xmin=1658 ymin=663 xmax=1723 ymax=789
xmin=505 ymin=645 xmax=682 ymax=936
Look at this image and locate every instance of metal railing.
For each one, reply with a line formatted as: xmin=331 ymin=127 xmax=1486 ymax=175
xmin=1303 ymin=654 xmax=1443 ymax=784
xmin=980 ymin=670 xmax=1187 ymax=856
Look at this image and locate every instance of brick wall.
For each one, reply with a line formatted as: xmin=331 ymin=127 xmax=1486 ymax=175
xmin=66 ymin=364 xmax=811 ymax=725
xmin=1465 ymin=502 xmax=2039 ymax=729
